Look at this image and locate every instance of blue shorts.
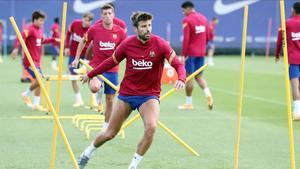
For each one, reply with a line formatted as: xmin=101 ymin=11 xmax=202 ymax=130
xmin=51 ymin=45 xmax=59 ymax=56
xmin=118 ymin=94 xmax=159 ymax=111
xmin=289 ymin=64 xmax=300 ymax=79
xmin=26 ymin=66 xmax=42 ymax=79
xmin=98 ymin=72 xmax=119 ymax=94
xmin=185 ymin=57 xmax=205 ymax=74
xmin=68 ymin=56 xmax=83 ymax=75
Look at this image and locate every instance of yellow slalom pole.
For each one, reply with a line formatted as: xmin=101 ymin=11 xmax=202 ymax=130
xmin=9 ymin=17 xmax=79 ymax=169
xmin=122 ymin=64 xmax=208 ymax=130
xmin=51 ymin=2 xmax=68 ymax=169
xmin=158 ymin=121 xmax=199 ymax=156
xmin=279 ymin=1 xmax=296 ymax=168
xmin=80 ymin=59 xmax=119 ymax=91
xmin=233 ymin=6 xmax=248 ymax=169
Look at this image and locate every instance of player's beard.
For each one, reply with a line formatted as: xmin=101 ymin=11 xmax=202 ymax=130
xmin=138 ymin=32 xmax=150 ymax=41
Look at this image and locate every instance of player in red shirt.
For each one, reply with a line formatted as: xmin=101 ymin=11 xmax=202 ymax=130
xmin=72 ymin=4 xmax=126 ymax=130
xmin=82 ymin=3 xmax=128 ymax=113
xmin=178 ymin=1 xmax=213 ymax=111
xmin=11 ymin=11 xmax=59 ymax=111
xmin=276 ymin=2 xmax=300 ymax=120
xmin=207 ymin=17 xmax=219 ymax=66
xmin=50 ymin=17 xmax=60 ymax=70
xmin=0 ymin=20 xmax=3 ymax=63
xmin=76 ymin=11 xmax=186 ymax=169
xmin=64 ymin=12 xmax=94 ymax=107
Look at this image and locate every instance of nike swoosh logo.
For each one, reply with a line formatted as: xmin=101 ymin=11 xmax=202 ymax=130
xmin=214 ymin=0 xmax=260 ymax=15
xmin=73 ymin=0 xmax=115 ymax=14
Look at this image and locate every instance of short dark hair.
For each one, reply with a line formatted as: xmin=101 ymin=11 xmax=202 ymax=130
xmin=32 ymin=11 xmax=46 ymax=22
xmin=131 ymin=11 xmax=153 ymax=27
xmin=181 ymin=1 xmax=194 ymax=9
xmin=101 ymin=4 xmax=114 ymax=11
xmin=293 ymin=2 xmax=300 ymax=14
xmin=83 ymin=12 xmax=94 ymax=21
xmin=54 ymin=17 xmax=59 ymax=23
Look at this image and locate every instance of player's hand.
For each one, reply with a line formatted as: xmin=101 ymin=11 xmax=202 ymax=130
xmin=275 ymin=57 xmax=280 ymax=63
xmin=174 ymin=80 xmax=185 ymax=90
xmin=64 ymin=48 xmax=70 ymax=56
xmin=10 ymin=48 xmax=19 ymax=59
xmin=71 ymin=58 xmax=79 ymax=68
xmin=54 ymin=38 xmax=61 ymax=42
xmin=81 ymin=74 xmax=90 ymax=84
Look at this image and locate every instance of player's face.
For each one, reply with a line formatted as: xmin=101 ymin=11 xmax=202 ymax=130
xmin=135 ymin=20 xmax=152 ymax=41
xmin=182 ymin=8 xmax=189 ymax=16
xmin=101 ymin=8 xmax=114 ymax=25
xmin=82 ymin=17 xmax=92 ymax=27
xmin=34 ymin=18 xmax=45 ymax=28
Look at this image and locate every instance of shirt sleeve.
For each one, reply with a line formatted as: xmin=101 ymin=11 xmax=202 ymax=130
xmin=162 ymin=40 xmax=186 ymax=82
xmin=65 ymin=23 xmax=72 ymax=48
xmin=182 ymin=20 xmax=190 ymax=56
xmin=276 ymin=27 xmax=282 ymax=59
xmin=15 ymin=28 xmax=30 ymax=49
xmin=84 ymin=26 xmax=94 ymax=43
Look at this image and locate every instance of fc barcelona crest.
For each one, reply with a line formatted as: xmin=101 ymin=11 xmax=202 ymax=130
xmin=149 ymin=51 xmax=156 ymax=57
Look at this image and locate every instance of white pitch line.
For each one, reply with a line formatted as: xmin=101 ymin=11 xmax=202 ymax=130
xmin=212 ymin=87 xmax=286 ymax=105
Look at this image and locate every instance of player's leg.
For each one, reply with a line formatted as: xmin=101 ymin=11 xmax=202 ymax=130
xmin=289 ymin=64 xmax=300 ymax=120
xmin=207 ymin=41 xmax=215 ymax=66
xmin=68 ymin=56 xmax=84 ymax=107
xmin=22 ymin=67 xmax=41 ymax=107
xmin=77 ymin=99 xmax=132 ymax=168
xmin=178 ymin=57 xmax=194 ymax=110
xmin=102 ymin=72 xmax=119 ymax=130
xmin=51 ymin=46 xmax=59 ymax=71
xmin=128 ymin=97 xmax=160 ymax=169
xmin=194 ymin=57 xmax=213 ymax=110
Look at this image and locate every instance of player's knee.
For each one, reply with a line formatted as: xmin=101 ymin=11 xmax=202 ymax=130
xmin=104 ymin=129 xmax=118 ymax=140
xmin=106 ymin=95 xmax=114 ymax=103
xmin=144 ymin=123 xmax=157 ymax=138
xmin=90 ymin=85 xmax=100 ymax=93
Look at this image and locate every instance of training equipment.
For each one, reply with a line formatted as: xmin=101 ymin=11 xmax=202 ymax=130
xmin=10 ymin=13 xmax=79 ymax=169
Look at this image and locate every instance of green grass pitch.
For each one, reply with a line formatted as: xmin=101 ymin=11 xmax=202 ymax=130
xmin=0 ymin=55 xmax=299 ymax=169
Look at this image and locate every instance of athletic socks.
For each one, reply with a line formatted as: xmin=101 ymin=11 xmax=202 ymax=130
xmin=75 ymin=92 xmax=83 ymax=103
xmin=128 ymin=153 xmax=143 ymax=169
xmin=186 ymin=96 xmax=192 ymax=104
xmin=33 ymin=96 xmax=40 ymax=106
xmin=103 ymin=122 xmax=109 ymax=130
xmin=293 ymin=100 xmax=300 ymax=115
xmin=203 ymin=88 xmax=212 ymax=98
xmin=23 ymin=88 xmax=31 ymax=96
xmin=82 ymin=143 xmax=97 ymax=159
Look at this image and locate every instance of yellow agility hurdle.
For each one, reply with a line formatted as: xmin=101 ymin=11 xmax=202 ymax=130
xmin=80 ymin=59 xmax=207 ymax=156
xmin=10 ymin=14 xmax=79 ymax=169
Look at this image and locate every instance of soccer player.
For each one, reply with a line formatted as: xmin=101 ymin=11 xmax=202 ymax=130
xmin=276 ymin=2 xmax=300 ymax=120
xmin=83 ymin=2 xmax=128 ymax=112
xmin=65 ymin=12 xmax=94 ymax=107
xmin=207 ymin=17 xmax=219 ymax=66
xmin=76 ymin=11 xmax=186 ymax=169
xmin=178 ymin=1 xmax=213 ymax=110
xmin=50 ymin=17 xmax=60 ymax=70
xmin=11 ymin=11 xmax=59 ymax=111
xmin=72 ymin=4 xmax=126 ymax=130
